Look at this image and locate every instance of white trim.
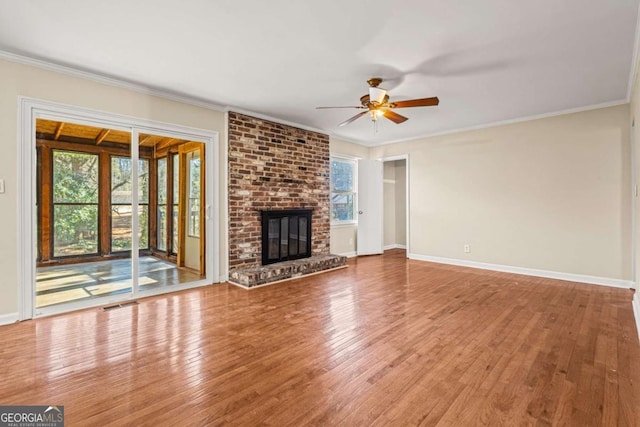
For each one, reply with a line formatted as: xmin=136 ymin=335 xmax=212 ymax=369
xmin=408 ymin=253 xmax=635 ymax=289
xmin=0 ymin=313 xmax=19 ymax=326
xmin=131 ymin=130 xmax=140 ymax=294
xmin=367 ymin=100 xmax=629 ymax=147
xmin=0 ymin=50 xmax=226 ymax=112
xmin=1 ymin=50 xmax=632 ymax=150
xmin=18 ymin=97 xmax=221 ymax=320
xmin=627 ymin=3 xmax=640 ymax=102
xmin=222 ymin=111 xmax=230 ymax=281
xmin=229 ymin=108 xmax=326 ymax=135
xmin=384 ymin=244 xmax=407 ymax=250
xmin=330 ymin=222 xmax=357 ymax=229
xmin=331 ymin=153 xmax=362 ymax=161
xmin=331 ymin=156 xmax=358 ymax=227
xmin=632 ymin=117 xmax=637 ymax=288
xmin=17 ymin=98 xmax=35 ymax=320
xmin=331 ymin=221 xmax=357 ymax=227
xmin=633 ymin=292 xmax=640 ymax=342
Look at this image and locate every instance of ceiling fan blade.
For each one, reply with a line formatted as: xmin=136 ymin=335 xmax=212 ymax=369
xmin=389 ymin=97 xmax=439 ymax=108
xmin=316 ymin=106 xmax=366 ymax=109
xmin=382 ymin=109 xmax=409 ymax=124
xmin=338 ymin=111 xmax=368 ymax=127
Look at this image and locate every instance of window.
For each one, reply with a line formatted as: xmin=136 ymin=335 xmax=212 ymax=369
xmin=157 ymin=157 xmax=167 ymax=251
xmin=171 ymin=153 xmax=179 ymax=253
xmin=52 ymin=150 xmax=99 ymax=257
xmin=187 ymin=152 xmax=201 ymax=237
xmin=111 ymin=156 xmax=149 ymax=251
xmin=330 ymin=157 xmax=356 ymax=223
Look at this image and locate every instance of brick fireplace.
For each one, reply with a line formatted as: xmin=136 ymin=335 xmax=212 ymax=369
xmin=227 ymin=112 xmax=345 ymax=287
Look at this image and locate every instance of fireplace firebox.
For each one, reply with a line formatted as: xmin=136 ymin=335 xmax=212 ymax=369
xmin=261 ymin=209 xmax=312 ymax=265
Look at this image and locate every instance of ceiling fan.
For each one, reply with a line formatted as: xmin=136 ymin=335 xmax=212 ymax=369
xmin=316 ymin=78 xmax=439 ymax=127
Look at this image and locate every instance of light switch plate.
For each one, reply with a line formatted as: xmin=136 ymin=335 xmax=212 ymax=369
xmin=0 ymin=179 xmax=4 ymax=193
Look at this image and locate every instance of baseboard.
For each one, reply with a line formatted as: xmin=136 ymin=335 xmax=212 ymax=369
xmin=337 ymin=251 xmax=357 ymax=258
xmin=383 ymin=244 xmax=407 ymax=250
xmin=633 ymin=293 xmax=640 ymax=343
xmin=407 ymin=253 xmax=634 ymax=289
xmin=0 ymin=312 xmax=19 ymax=326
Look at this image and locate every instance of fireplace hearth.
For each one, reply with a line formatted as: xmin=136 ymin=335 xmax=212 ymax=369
xmin=261 ymin=209 xmax=312 ymax=265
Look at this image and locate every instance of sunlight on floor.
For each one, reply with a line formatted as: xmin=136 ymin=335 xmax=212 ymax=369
xmin=36 ymin=257 xmax=202 ymax=308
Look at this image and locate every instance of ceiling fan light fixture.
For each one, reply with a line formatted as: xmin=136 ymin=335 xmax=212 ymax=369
xmin=370 ymin=109 xmax=384 ymax=121
xmin=316 ymin=78 xmax=439 ymax=130
xmin=369 ymin=87 xmax=387 ymax=105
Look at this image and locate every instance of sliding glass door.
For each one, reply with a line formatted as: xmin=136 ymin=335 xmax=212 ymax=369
xmin=32 ymin=111 xmax=213 ymax=316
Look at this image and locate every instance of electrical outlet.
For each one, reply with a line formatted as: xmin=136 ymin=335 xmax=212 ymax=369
xmin=349 ymin=238 xmax=354 ymax=245
xmin=464 ymin=244 xmax=470 ymax=253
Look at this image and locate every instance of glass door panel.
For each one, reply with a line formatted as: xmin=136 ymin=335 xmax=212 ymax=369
xmin=137 ymin=134 xmax=206 ymax=293
xmin=35 ymin=119 xmax=132 ymax=309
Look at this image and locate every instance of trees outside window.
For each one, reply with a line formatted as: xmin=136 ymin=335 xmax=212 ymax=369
xmin=330 ymin=158 xmax=356 ymax=223
xmin=188 ymin=153 xmax=201 ymax=237
xmin=52 ymin=150 xmax=99 ymax=256
xmin=111 ymin=156 xmax=149 ymax=251
xmin=157 ymin=157 xmax=167 ymax=251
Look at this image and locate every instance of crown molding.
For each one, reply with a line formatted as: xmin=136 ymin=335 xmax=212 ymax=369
xmin=1 ymin=49 xmax=631 ymax=148
xmin=369 ymin=99 xmax=629 ymax=147
xmin=328 ymin=134 xmax=368 ymax=146
xmin=0 ymin=50 xmax=227 ymax=112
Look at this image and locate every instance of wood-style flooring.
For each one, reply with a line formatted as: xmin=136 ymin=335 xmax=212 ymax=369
xmin=2 ymin=249 xmax=639 ymax=426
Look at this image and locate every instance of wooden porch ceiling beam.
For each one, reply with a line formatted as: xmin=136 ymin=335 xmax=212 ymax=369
xmin=53 ymin=122 xmax=65 ymax=141
xmin=95 ymin=129 xmax=111 ymax=145
xmin=156 ymin=138 xmax=181 ymax=151
xmin=139 ymin=135 xmax=152 ymax=146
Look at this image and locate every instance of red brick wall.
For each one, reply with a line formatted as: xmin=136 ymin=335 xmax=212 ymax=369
xmin=228 ymin=112 xmax=330 ymax=269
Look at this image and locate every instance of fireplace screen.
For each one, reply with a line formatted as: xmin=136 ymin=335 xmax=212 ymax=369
xmin=261 ymin=209 xmax=312 ymax=265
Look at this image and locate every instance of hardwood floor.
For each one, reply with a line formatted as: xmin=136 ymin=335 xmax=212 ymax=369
xmin=2 ymin=249 xmax=639 ymax=426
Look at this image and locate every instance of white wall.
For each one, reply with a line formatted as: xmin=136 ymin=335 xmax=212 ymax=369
xmin=0 ymin=59 xmax=227 ymax=318
xmin=329 ymin=137 xmax=369 ymax=256
xmin=371 ymin=104 xmax=631 ymax=281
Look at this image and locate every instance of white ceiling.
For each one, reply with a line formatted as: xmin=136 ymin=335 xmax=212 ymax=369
xmin=0 ymin=0 xmax=638 ymax=146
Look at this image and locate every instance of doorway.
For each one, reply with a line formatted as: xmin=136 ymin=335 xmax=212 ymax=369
xmin=19 ymin=98 xmax=218 ymax=318
xmin=382 ymin=157 xmax=408 ymax=253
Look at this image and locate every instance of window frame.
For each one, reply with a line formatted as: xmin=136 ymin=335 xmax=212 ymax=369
xmin=330 ymin=156 xmax=357 ymax=226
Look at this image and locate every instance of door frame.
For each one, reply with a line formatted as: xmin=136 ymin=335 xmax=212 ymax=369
xmin=381 ymin=154 xmax=410 ymax=256
xmin=18 ymin=97 xmax=219 ymax=319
